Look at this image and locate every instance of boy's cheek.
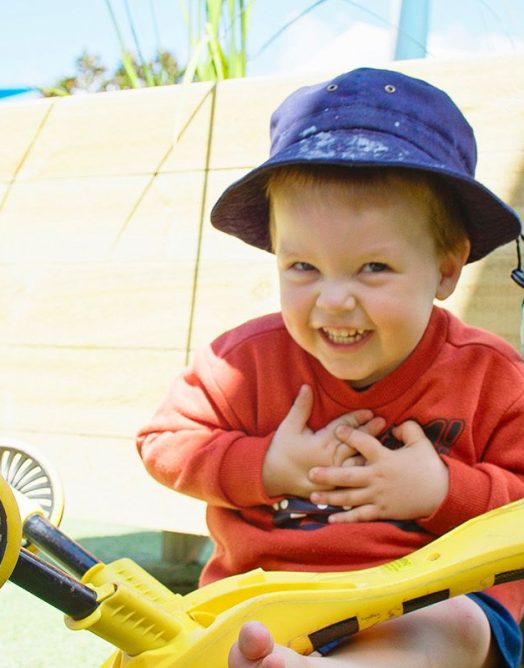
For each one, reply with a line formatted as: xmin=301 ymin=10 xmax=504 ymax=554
xmin=280 ymin=293 xmax=307 ymax=323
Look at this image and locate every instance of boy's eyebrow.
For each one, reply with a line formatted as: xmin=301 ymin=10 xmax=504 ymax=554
xmin=273 ymin=241 xmax=297 ymax=256
xmin=274 ymin=242 xmax=313 ymax=259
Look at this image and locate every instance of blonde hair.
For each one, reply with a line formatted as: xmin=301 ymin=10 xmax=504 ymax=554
xmin=266 ymin=165 xmax=469 ymax=258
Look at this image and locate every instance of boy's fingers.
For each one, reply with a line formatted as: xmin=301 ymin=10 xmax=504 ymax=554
xmin=359 ymin=416 xmax=386 ymax=437
xmin=329 ymin=504 xmax=379 ymax=524
xmin=342 ymin=454 xmax=366 ymax=467
xmin=310 ymin=464 xmax=369 ymax=489
xmin=311 ymin=487 xmax=367 ymax=509
xmin=392 ymin=420 xmax=426 ymax=445
xmin=335 ymin=424 xmax=384 ymax=461
xmin=332 ymin=442 xmax=356 ymax=467
xmin=335 ymin=409 xmax=374 ymax=429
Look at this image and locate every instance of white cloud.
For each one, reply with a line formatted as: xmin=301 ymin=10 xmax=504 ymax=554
xmin=265 ymin=18 xmax=393 ymax=76
xmin=301 ymin=21 xmax=393 ymax=71
xmin=253 ymin=10 xmax=524 ymax=78
xmin=428 ymin=22 xmax=524 ymax=58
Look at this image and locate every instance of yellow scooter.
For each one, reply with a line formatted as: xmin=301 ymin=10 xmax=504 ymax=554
xmin=1 ymin=443 xmax=523 ymax=667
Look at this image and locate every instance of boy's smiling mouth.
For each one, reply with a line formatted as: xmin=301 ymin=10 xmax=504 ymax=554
xmin=321 ymin=327 xmax=368 ymax=344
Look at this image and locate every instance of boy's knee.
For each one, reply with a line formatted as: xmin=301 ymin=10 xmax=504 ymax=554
xmin=418 ymin=596 xmax=493 ymax=663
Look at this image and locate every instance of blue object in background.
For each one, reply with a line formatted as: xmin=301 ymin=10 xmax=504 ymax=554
xmin=394 ymin=0 xmax=430 ymax=60
xmin=0 ymin=87 xmax=36 ymax=99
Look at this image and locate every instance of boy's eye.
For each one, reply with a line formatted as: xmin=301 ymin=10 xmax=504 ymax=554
xmin=291 ymin=261 xmax=317 ymax=272
xmin=362 ymin=262 xmax=389 ymax=273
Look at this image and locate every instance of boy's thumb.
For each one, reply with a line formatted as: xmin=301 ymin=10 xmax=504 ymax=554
xmin=285 ymin=384 xmax=313 ymax=428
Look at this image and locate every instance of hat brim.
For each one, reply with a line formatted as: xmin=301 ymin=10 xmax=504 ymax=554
xmin=210 ymin=129 xmax=521 ymax=263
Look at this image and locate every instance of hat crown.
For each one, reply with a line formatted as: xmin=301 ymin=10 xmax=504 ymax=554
xmin=210 ymin=66 xmax=520 ymax=263
xmin=270 ymin=67 xmax=477 ymax=177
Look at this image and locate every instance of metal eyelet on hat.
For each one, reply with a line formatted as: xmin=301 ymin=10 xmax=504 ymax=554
xmin=384 ymin=84 xmax=396 ymax=93
xmin=326 ymin=83 xmax=338 ymax=91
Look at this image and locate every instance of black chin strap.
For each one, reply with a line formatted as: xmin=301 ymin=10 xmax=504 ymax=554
xmin=511 ymin=235 xmax=524 ymax=288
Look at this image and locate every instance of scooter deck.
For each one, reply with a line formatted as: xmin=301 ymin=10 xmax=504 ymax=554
xmin=99 ymin=498 xmax=524 ymax=667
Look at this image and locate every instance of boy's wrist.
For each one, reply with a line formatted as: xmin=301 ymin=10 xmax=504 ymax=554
xmin=220 ymin=433 xmax=276 ymax=506
xmin=262 ymin=448 xmax=286 ymax=497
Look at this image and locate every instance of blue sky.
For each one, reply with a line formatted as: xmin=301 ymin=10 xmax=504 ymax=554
xmin=1 ymin=0 xmax=524 ymax=89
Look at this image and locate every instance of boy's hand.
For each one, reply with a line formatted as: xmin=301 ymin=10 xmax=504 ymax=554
xmin=309 ymin=421 xmax=449 ymax=522
xmin=262 ymin=385 xmax=384 ymax=498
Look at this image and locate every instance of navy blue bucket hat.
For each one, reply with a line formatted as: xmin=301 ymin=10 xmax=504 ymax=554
xmin=210 ymin=67 xmax=521 ymax=263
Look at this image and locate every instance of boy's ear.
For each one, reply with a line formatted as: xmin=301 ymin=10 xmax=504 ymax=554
xmin=435 ymin=239 xmax=471 ymax=300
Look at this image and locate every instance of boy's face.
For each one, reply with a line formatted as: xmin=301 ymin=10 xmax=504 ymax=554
xmin=273 ymin=179 xmax=464 ymax=388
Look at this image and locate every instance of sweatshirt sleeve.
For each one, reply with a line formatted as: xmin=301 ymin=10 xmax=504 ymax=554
xmin=136 ymin=343 xmax=276 ymax=509
xmin=418 ymin=388 xmax=524 ymax=535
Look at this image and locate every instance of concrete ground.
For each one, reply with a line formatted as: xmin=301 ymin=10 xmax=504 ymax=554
xmin=0 ymin=517 xmax=202 ymax=668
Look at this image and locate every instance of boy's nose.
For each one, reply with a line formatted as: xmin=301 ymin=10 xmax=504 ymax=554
xmin=316 ymin=281 xmax=357 ymax=312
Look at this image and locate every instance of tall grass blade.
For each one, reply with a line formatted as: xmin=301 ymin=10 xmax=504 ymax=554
xmin=182 ymin=36 xmax=206 ymax=84
xmin=240 ymin=0 xmax=253 ymax=76
xmin=227 ymin=0 xmax=239 ymax=77
xmin=206 ymin=22 xmax=226 ymax=80
xmin=183 ymin=0 xmax=253 ymax=83
xmin=121 ymin=51 xmax=140 ymax=88
xmin=104 ymin=0 xmax=139 ymax=88
xmin=206 ymin=0 xmax=224 ymax=34
xmin=123 ymin=0 xmax=156 ymax=86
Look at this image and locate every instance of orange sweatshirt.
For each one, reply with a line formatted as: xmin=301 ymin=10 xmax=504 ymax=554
xmin=137 ymin=307 xmax=524 ymax=621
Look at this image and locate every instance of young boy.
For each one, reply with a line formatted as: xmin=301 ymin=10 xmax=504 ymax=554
xmin=137 ymin=68 xmax=524 ymax=667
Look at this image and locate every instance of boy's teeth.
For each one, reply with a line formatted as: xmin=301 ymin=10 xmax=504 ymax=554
xmin=322 ymin=327 xmax=366 ymax=343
